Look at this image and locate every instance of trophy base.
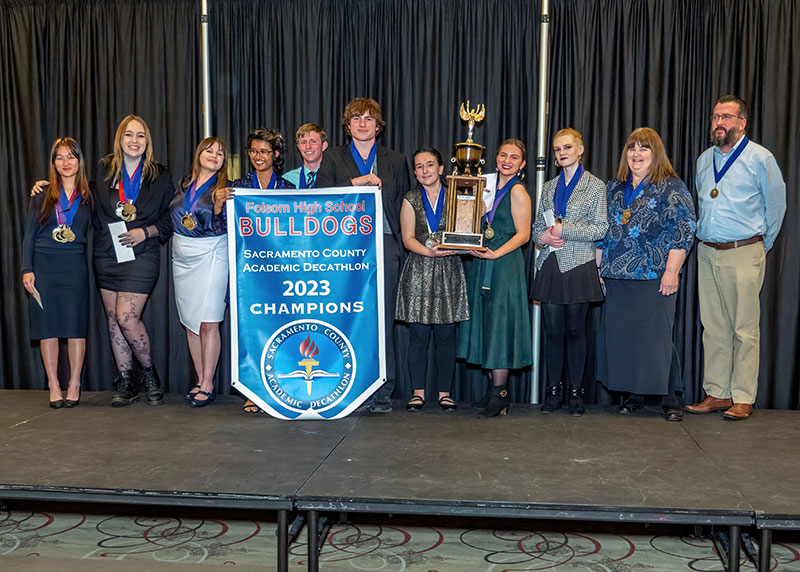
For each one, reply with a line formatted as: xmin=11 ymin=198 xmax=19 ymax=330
xmin=441 ymin=231 xmax=485 ymax=250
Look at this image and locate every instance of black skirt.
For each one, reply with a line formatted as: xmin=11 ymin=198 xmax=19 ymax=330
xmin=29 ymin=251 xmax=89 ymax=339
xmin=597 ymin=278 xmax=677 ymax=395
xmin=94 ymin=246 xmax=160 ymax=294
xmin=532 ymin=255 xmax=604 ymax=304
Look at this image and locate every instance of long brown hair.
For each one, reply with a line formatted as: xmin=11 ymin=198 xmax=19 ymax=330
xmin=102 ymin=114 xmax=159 ymax=183
xmin=40 ymin=137 xmax=92 ymax=224
xmin=615 ymin=127 xmax=677 ymax=183
xmin=182 ymin=137 xmax=229 ymax=194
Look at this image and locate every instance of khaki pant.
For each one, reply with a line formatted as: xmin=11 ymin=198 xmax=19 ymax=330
xmin=697 ymin=241 xmax=765 ymax=404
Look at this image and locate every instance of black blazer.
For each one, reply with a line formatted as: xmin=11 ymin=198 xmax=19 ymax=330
xmin=316 ymin=143 xmax=411 ymax=239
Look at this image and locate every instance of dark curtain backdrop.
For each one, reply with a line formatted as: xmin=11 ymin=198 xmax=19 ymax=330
xmin=1 ymin=0 xmax=798 ymax=409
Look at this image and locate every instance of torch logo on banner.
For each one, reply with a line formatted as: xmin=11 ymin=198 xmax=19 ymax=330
xmin=277 ymin=334 xmax=339 ymax=396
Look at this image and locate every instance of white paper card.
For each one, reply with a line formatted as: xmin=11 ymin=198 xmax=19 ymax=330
xmin=543 ymin=209 xmax=556 ymax=227
xmin=109 ymin=221 xmax=136 ymax=263
xmin=482 ymin=172 xmax=498 ymax=211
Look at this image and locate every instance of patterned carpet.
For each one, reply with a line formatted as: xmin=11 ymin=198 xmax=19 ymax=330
xmin=2 ymin=508 xmax=800 ymax=570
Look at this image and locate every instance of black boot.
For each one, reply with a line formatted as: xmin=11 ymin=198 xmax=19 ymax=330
xmin=567 ymin=386 xmax=585 ymax=416
xmin=141 ymin=365 xmax=164 ymax=406
xmin=540 ymin=384 xmax=563 ymax=413
xmin=471 ymin=382 xmax=492 ymax=410
xmin=477 ymin=385 xmax=510 ymax=418
xmin=111 ymin=370 xmax=138 ymax=407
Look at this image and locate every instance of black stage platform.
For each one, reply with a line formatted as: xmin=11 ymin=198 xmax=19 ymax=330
xmin=2 ymin=391 xmax=799 ymax=571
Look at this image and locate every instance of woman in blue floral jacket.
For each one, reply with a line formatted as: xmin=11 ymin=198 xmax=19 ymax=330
xmin=596 ymin=128 xmax=696 ymax=422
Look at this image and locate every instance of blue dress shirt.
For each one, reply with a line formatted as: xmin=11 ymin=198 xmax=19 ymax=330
xmin=695 ymin=135 xmax=786 ymax=251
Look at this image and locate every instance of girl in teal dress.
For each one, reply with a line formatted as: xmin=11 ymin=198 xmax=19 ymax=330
xmin=457 ymin=139 xmax=533 ymax=417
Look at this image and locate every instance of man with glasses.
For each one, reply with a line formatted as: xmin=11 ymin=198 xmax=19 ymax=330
xmin=316 ymin=97 xmax=412 ymax=414
xmin=686 ymin=95 xmax=786 ymax=420
xmin=284 ymin=124 xmax=328 ymax=189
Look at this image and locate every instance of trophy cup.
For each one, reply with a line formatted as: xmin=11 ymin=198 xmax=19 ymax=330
xmin=440 ymin=101 xmax=487 ymax=250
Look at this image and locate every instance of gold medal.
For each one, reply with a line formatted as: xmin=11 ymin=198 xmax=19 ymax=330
xmin=710 ymin=188 xmax=719 ymax=199
xmin=555 ymin=217 xmax=563 ymax=224
xmin=181 ymin=212 xmax=197 ymax=231
xmin=121 ymin=202 xmax=137 ymax=221
xmin=484 ymin=225 xmax=495 ymax=239
xmin=61 ymin=226 xmax=76 ymax=242
xmin=52 ymin=226 xmax=65 ymax=243
xmin=621 ymin=209 xmax=631 ymax=224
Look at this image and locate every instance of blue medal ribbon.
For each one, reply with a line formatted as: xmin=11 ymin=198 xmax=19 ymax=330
xmin=56 ymin=186 xmax=82 ymax=226
xmin=250 ymin=170 xmax=278 ymax=189
xmin=485 ymin=175 xmax=518 ymax=224
xmin=298 ymin=165 xmax=307 ymax=189
xmin=420 ymin=184 xmax=445 ymax=233
xmin=624 ymin=175 xmax=649 ymax=208
xmin=554 ymin=165 xmax=583 ymax=218
xmin=350 ymin=141 xmax=377 ymax=176
xmin=120 ymin=158 xmax=143 ymax=204
xmin=713 ymin=135 xmax=749 ymax=184
xmin=184 ymin=174 xmax=218 ymax=214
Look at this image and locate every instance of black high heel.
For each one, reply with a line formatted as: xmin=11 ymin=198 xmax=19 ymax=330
xmin=477 ymin=385 xmax=509 ymax=418
xmin=49 ymin=399 xmax=65 ymax=409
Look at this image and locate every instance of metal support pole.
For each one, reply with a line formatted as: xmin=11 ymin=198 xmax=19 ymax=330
xmin=758 ymin=528 xmax=771 ymax=572
xmin=530 ymin=0 xmax=551 ymax=403
xmin=728 ymin=525 xmax=741 ymax=572
xmin=201 ymin=0 xmax=212 ymax=137
xmin=307 ymin=510 xmax=319 ymax=572
xmin=276 ymin=509 xmax=288 ymax=572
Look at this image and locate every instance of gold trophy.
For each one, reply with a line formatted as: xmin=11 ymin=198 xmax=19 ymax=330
xmin=440 ymin=101 xmax=487 ymax=250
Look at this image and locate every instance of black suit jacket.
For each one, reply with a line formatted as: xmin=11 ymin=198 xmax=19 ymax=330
xmin=316 ymin=143 xmax=411 ymax=240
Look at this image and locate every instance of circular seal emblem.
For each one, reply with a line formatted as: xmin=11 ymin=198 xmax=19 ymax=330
xmin=260 ymin=319 xmax=356 ymax=415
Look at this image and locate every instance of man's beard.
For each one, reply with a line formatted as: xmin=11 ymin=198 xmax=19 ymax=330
xmin=710 ymin=125 xmax=740 ymax=147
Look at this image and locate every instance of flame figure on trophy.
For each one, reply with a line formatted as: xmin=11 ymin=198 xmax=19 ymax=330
xmin=277 ymin=335 xmax=338 ymax=396
xmin=441 ymin=101 xmax=488 ymax=249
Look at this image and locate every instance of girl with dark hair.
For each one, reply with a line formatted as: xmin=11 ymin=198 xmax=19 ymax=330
xmin=95 ymin=115 xmax=174 ymax=407
xmin=234 ymin=128 xmax=295 ymax=190
xmin=531 ymin=128 xmax=608 ymax=416
xmin=171 ymin=137 xmax=230 ymax=407
xmin=457 ymin=139 xmax=533 ymax=418
xmin=22 ymin=138 xmax=93 ymax=408
xmin=396 ymin=147 xmax=469 ymax=411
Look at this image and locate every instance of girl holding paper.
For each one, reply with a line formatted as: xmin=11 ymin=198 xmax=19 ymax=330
xmin=457 ymin=139 xmax=533 ymax=418
xmin=21 ymin=138 xmax=93 ymax=408
xmin=396 ymin=147 xmax=469 ymax=412
xmin=171 ymin=137 xmax=230 ymax=407
xmin=94 ymin=115 xmax=174 ymax=407
xmin=531 ymin=128 xmax=608 ymax=416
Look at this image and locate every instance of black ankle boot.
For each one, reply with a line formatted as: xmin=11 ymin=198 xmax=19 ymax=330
xmin=471 ymin=382 xmax=492 ymax=410
xmin=477 ymin=385 xmax=510 ymax=418
xmin=141 ymin=365 xmax=164 ymax=406
xmin=540 ymin=384 xmax=563 ymax=413
xmin=111 ymin=369 xmax=138 ymax=407
xmin=567 ymin=386 xmax=585 ymax=416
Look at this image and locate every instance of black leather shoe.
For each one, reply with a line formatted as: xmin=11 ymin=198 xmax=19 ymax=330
xmin=663 ymin=405 xmax=684 ymax=422
xmin=49 ymin=399 xmax=65 ymax=409
xmin=540 ymin=384 xmax=563 ymax=413
xmin=478 ymin=386 xmax=510 ymax=418
xmin=141 ymin=365 xmax=164 ymax=406
xmin=567 ymin=386 xmax=585 ymax=416
xmin=618 ymin=397 xmax=644 ymax=415
xmin=111 ymin=370 xmax=138 ymax=407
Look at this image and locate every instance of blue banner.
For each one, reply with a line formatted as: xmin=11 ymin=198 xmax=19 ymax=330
xmin=227 ymin=188 xmax=385 ymax=420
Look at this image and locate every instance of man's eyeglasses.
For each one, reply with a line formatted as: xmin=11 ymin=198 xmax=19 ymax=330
xmin=248 ymin=148 xmax=274 ymax=157
xmin=711 ymin=113 xmax=743 ymax=122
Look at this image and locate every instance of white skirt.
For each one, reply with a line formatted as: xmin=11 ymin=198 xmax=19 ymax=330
xmin=172 ymin=234 xmax=228 ymax=335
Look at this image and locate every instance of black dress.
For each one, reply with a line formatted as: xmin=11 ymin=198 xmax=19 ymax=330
xmin=93 ymin=160 xmax=174 ymax=293
xmin=21 ymin=192 xmax=92 ymax=339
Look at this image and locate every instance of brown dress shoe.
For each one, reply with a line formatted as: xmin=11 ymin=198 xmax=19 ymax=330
xmin=685 ymin=395 xmax=733 ymax=414
xmin=723 ymin=403 xmax=753 ymax=421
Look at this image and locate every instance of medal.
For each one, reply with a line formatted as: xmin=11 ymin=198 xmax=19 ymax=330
xmin=484 ymin=224 xmax=495 ymax=239
xmin=55 ymin=186 xmax=81 ymax=241
xmin=61 ymin=226 xmax=76 ymax=242
xmin=555 ymin=217 xmax=563 ymax=224
xmin=52 ymin=226 xmax=65 ymax=243
xmin=181 ymin=212 xmax=197 ymax=230
xmin=621 ymin=175 xmax=649 ymax=227
xmin=553 ymin=165 xmax=583 ymax=221
xmin=120 ymin=202 xmax=137 ymax=221
xmin=712 ymin=136 xmax=749 ymax=200
xmin=710 ymin=188 xmax=719 ymax=199
xmin=484 ymin=175 xmax=518 ymax=241
xmin=621 ymin=209 xmax=631 ymax=224
xmin=424 ymin=234 xmax=438 ymax=249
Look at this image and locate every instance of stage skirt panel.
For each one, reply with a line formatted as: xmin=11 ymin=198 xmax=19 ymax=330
xmin=29 ymin=250 xmax=89 ymax=339
xmin=597 ymin=278 xmax=677 ymax=395
xmin=172 ymin=233 xmax=228 ymax=335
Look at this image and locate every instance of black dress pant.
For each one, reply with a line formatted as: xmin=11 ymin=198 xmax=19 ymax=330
xmin=541 ymin=302 xmax=589 ymax=389
xmin=408 ymin=322 xmax=456 ymax=394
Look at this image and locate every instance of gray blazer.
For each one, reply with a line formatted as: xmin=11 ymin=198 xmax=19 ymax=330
xmin=532 ymin=169 xmax=608 ymax=271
